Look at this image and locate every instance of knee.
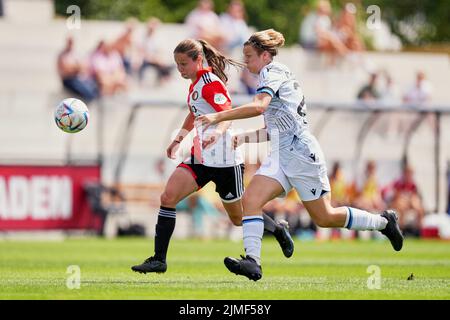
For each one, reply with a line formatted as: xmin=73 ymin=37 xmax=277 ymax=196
xmin=160 ymin=191 xmax=178 ymax=207
xmin=242 ymin=193 xmax=263 ymax=213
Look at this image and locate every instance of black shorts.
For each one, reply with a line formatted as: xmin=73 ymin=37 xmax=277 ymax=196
xmin=178 ymin=162 xmax=245 ymax=203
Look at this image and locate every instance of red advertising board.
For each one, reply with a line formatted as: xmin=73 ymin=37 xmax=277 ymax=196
xmin=0 ymin=165 xmax=102 ymax=231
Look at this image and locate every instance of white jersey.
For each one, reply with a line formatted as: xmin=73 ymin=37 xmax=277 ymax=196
xmin=255 ymin=62 xmax=330 ymax=201
xmin=256 ymin=61 xmax=308 ymax=149
xmin=187 ymin=68 xmax=244 ymax=167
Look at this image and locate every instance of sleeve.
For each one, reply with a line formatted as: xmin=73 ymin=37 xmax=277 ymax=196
xmin=201 ymin=80 xmax=232 ymax=112
xmin=256 ymin=66 xmax=284 ymax=97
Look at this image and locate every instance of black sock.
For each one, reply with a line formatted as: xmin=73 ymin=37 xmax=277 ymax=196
xmin=263 ymin=213 xmax=277 ymax=234
xmin=154 ymin=206 xmax=176 ymax=262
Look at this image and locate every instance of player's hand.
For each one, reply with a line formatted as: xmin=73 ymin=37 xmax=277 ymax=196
xmin=166 ymin=140 xmax=180 ymax=159
xmin=202 ymin=131 xmax=222 ymax=149
xmin=232 ymin=134 xmax=245 ymax=149
xmin=197 ymin=113 xmax=219 ymax=131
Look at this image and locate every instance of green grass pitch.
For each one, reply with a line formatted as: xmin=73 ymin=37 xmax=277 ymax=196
xmin=0 ymin=237 xmax=449 ymax=299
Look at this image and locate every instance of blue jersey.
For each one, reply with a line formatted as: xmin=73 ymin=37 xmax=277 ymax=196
xmin=256 ymin=61 xmax=308 ymax=149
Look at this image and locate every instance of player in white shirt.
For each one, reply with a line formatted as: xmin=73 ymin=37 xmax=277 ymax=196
xmin=132 ymin=38 xmax=294 ymax=275
xmin=199 ymin=29 xmax=404 ymax=281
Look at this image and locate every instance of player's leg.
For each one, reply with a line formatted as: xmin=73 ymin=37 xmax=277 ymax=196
xmin=302 ymin=192 xmax=403 ymax=251
xmin=131 ymin=166 xmax=199 ymax=274
xmin=216 ymin=163 xmax=294 ymax=257
xmin=222 ymin=198 xmax=294 ymax=259
xmin=224 ymin=174 xmax=287 ymax=281
xmin=221 ymin=200 xmax=243 ymax=226
xmin=290 ymin=132 xmax=403 ymax=251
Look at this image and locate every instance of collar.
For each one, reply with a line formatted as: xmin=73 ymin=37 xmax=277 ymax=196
xmin=191 ymin=67 xmax=212 ymax=88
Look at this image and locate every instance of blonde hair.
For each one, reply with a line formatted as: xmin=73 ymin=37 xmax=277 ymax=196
xmin=244 ymin=29 xmax=285 ymax=56
xmin=174 ymin=39 xmax=244 ymax=83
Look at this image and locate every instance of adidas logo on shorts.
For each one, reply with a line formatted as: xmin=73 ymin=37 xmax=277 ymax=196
xmin=225 ymin=192 xmax=234 ymax=199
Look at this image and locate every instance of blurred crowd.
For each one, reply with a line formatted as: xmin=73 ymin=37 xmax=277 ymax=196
xmin=57 ymin=17 xmax=174 ymax=102
xmin=356 ymin=69 xmax=433 ymax=104
xmin=300 ymin=0 xmax=364 ymax=66
xmin=169 ymin=158 xmax=427 ymax=241
xmin=57 ymin=0 xmax=257 ymax=102
xmin=56 ymin=0 xmax=439 ymax=240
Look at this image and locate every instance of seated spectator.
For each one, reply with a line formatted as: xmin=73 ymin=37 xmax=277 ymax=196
xmin=384 ymin=164 xmax=425 ymax=237
xmin=112 ymin=19 xmax=137 ymax=75
xmin=379 ymin=71 xmax=399 ymax=103
xmin=90 ymin=40 xmax=128 ymax=96
xmin=353 ymin=160 xmax=386 ymax=212
xmin=138 ymin=17 xmax=174 ymax=86
xmin=299 ymin=0 xmax=348 ymax=56
xmin=219 ymin=0 xmax=251 ymax=54
xmin=357 ymin=72 xmax=380 ymax=101
xmin=334 ymin=2 xmax=364 ymax=52
xmin=185 ymin=0 xmax=226 ymax=51
xmin=403 ymin=71 xmax=433 ymax=105
xmin=57 ymin=36 xmax=98 ymax=103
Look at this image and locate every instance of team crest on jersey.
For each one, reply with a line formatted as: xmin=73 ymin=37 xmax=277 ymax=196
xmin=192 ymin=91 xmax=199 ymax=101
xmin=214 ymin=93 xmax=227 ymax=105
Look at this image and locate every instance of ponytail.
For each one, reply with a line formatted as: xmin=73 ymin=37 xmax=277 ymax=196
xmin=174 ymin=38 xmax=243 ymax=84
xmin=197 ymin=39 xmax=244 ymax=83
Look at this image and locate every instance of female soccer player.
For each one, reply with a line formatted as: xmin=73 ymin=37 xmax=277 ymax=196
xmin=198 ymin=29 xmax=403 ymax=281
xmin=131 ymin=39 xmax=294 ymax=274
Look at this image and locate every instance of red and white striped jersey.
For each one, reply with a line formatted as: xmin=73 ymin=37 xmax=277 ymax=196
xmin=186 ymin=68 xmax=244 ymax=167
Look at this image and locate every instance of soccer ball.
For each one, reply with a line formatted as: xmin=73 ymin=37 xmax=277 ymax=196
xmin=54 ymin=98 xmax=89 ymax=133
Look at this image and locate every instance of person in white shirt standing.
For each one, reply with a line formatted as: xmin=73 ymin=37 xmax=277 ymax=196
xmin=403 ymin=71 xmax=433 ymax=105
xmin=199 ymin=29 xmax=404 ymax=281
xmin=185 ymin=0 xmax=226 ymax=50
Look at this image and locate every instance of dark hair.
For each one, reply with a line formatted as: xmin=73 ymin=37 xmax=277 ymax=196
xmin=244 ymin=29 xmax=285 ymax=56
xmin=174 ymin=39 xmax=244 ymax=83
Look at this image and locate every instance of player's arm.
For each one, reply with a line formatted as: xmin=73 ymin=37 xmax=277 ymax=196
xmin=200 ymin=80 xmax=233 ymax=149
xmin=166 ymin=112 xmax=194 ymax=159
xmin=233 ymin=127 xmax=269 ymax=149
xmin=173 ymin=112 xmax=194 ymax=143
xmin=202 ymin=120 xmax=231 ymax=149
xmin=199 ymin=93 xmax=272 ymax=127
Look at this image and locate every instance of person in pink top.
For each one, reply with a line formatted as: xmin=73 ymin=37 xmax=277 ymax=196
xmin=185 ymin=0 xmax=226 ymax=51
xmin=90 ymin=40 xmax=128 ymax=96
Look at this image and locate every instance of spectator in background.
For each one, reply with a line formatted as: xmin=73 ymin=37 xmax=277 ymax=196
xmin=220 ymin=0 xmax=251 ymax=53
xmin=112 ymin=19 xmax=137 ymax=75
xmin=379 ymin=71 xmax=399 ymax=103
xmin=185 ymin=0 xmax=226 ymax=51
xmin=357 ymin=72 xmax=380 ymax=101
xmin=403 ymin=71 xmax=433 ymax=105
xmin=57 ymin=36 xmax=98 ymax=103
xmin=334 ymin=3 xmax=365 ymax=52
xmin=299 ymin=0 xmax=348 ymax=56
xmin=353 ymin=160 xmax=386 ymax=212
xmin=403 ymin=71 xmax=436 ymax=131
xmin=90 ymin=40 xmax=128 ymax=96
xmin=384 ymin=164 xmax=425 ymax=237
xmin=138 ymin=17 xmax=174 ymax=86
xmin=329 ymin=162 xmax=351 ymax=207
xmin=219 ymin=0 xmax=256 ymax=94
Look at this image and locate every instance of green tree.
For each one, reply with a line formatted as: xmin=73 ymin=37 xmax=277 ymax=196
xmin=54 ymin=0 xmax=449 ymax=46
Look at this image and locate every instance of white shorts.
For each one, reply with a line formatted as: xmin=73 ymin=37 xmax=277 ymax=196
xmin=255 ymin=132 xmax=330 ymax=202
